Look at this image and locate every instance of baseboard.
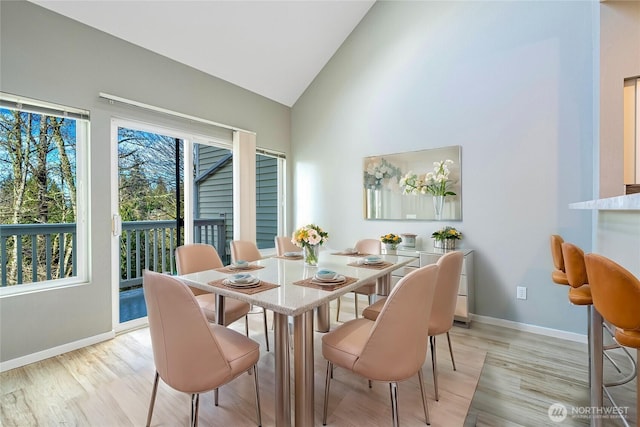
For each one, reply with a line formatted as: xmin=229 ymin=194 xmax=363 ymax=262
xmin=0 ymin=330 xmax=115 ymax=372
xmin=470 ymin=314 xmax=587 ymax=344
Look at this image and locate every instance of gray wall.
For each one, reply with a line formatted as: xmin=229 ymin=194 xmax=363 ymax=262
xmin=0 ymin=1 xmax=290 ymax=363
xmin=292 ymin=1 xmax=595 ymax=333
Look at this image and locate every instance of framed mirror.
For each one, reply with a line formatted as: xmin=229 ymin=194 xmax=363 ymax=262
xmin=363 ymin=146 xmax=462 ymax=221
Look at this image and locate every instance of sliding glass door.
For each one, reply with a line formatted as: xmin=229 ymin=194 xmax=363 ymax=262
xmin=114 ymin=123 xmax=184 ymax=325
xmin=111 ymin=119 xmax=285 ymax=329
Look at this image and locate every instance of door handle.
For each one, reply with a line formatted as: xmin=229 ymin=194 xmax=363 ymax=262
xmin=112 ymin=214 xmax=122 ymax=237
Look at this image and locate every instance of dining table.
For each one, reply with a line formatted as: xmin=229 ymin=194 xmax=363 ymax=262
xmin=177 ymin=248 xmax=416 ymax=427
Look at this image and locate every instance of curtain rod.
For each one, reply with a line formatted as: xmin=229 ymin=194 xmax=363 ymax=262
xmin=98 ymin=92 xmax=255 ymax=135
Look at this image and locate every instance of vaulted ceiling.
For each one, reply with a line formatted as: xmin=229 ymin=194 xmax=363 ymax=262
xmin=30 ymin=0 xmax=375 ymax=107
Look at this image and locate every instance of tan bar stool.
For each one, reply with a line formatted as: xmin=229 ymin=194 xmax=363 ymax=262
xmin=562 ymin=242 xmax=595 ymax=388
xmin=550 ymin=234 xmax=569 ymax=285
xmin=585 ymin=253 xmax=639 ymax=427
xmin=563 ymin=243 xmax=636 ymax=387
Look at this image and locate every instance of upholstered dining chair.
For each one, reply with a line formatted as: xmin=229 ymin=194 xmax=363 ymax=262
xmin=425 ymin=251 xmax=463 ymax=401
xmin=230 ymin=240 xmax=263 ymax=264
xmin=175 ymin=243 xmax=251 ymax=328
xmin=142 ymin=270 xmax=262 ymax=427
xmin=550 ymin=235 xmax=569 ymax=285
xmin=322 ymin=263 xmax=440 ymax=427
xmin=335 ymin=238 xmax=381 ymax=322
xmin=361 ymin=251 xmax=463 ymax=401
xmin=274 ymin=235 xmax=300 ymax=256
xmin=584 ymin=253 xmax=640 ymax=427
xmin=229 ymin=240 xmax=270 ymax=352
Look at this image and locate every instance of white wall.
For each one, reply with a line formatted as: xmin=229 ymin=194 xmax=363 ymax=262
xmin=292 ymin=1 xmax=595 ymax=333
xmin=595 ymin=1 xmax=640 ymax=275
xmin=0 ymin=1 xmax=290 ymax=364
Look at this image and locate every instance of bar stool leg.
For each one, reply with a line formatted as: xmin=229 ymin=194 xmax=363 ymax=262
xmin=590 ymin=308 xmax=603 ymax=427
xmin=587 ymin=306 xmax=591 ymax=390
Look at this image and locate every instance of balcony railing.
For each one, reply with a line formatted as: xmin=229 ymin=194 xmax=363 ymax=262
xmin=1 ymin=217 xmax=227 ymax=288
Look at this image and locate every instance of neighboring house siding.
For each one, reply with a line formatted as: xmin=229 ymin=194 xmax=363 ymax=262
xmin=256 ymin=154 xmax=278 ymax=249
xmin=196 ymin=145 xmax=233 ymax=259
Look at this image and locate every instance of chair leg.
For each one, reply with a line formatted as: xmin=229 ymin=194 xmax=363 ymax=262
xmin=417 ymin=368 xmax=431 ymax=425
xmin=368 ymin=379 xmax=372 ymax=388
xmin=191 ymin=393 xmax=200 ymax=427
xmin=446 ymin=332 xmax=456 ymax=371
xmin=245 ymin=314 xmax=249 ymax=337
xmin=336 ymin=297 xmax=341 ymax=322
xmin=430 ymin=335 xmax=439 ymax=401
xmin=146 ymin=371 xmax=160 ymax=427
xmin=354 ymin=294 xmax=359 ymax=319
xmin=252 ymin=364 xmax=262 ymax=427
xmin=263 ymin=309 xmax=270 ymax=352
xmin=214 ymin=388 xmax=219 ymax=406
xmin=389 ymin=382 xmax=400 ymax=427
xmin=323 ymin=361 xmax=332 ymax=426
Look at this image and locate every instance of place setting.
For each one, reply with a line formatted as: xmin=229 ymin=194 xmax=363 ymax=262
xmin=216 ymin=259 xmax=265 ymax=273
xmin=348 ymin=255 xmax=393 ymax=269
xmin=293 ymin=269 xmax=357 ymax=291
xmin=208 ymin=272 xmax=279 ymax=294
xmin=332 ymin=247 xmax=369 ymax=257
xmin=275 ymin=251 xmax=304 ymax=260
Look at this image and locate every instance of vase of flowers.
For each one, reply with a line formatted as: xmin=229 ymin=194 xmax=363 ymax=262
xmin=380 ymin=233 xmax=402 ymax=254
xmin=292 ymin=224 xmax=329 ymax=266
xmin=431 ymin=226 xmax=462 ymax=250
xmin=399 ymin=159 xmax=457 ymax=220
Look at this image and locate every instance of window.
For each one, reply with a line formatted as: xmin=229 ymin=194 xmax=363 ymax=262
xmin=0 ymin=93 xmax=89 ymax=293
xmin=256 ymin=150 xmax=285 ymax=249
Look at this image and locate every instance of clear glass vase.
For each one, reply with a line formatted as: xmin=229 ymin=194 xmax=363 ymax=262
xmin=304 ymin=244 xmax=320 ymax=266
xmin=433 ymin=195 xmax=445 ymax=220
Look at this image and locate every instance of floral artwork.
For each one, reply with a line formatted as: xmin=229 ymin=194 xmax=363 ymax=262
xmin=363 ymin=157 xmax=402 ymax=190
xmin=363 ymin=146 xmax=462 ymax=221
xmin=399 ymin=160 xmax=456 ymax=197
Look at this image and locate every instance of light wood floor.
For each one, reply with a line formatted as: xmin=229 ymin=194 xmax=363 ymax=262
xmin=1 ymin=295 xmax=637 ymax=427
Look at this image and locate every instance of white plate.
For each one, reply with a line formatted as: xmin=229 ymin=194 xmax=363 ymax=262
xmin=313 ymin=274 xmax=346 ymax=284
xmin=284 ymin=251 xmax=302 ymax=257
xmin=228 ymin=273 xmax=255 ymax=283
xmin=230 ymin=264 xmax=250 ymax=270
xmin=362 ymin=257 xmax=383 ymax=265
xmin=224 ymin=277 xmax=261 ymax=288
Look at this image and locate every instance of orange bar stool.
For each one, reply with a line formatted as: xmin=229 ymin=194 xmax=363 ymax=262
xmin=550 ymin=235 xmax=569 ymax=285
xmin=585 ymin=253 xmax=640 ymax=427
xmin=562 ymin=243 xmax=636 ymax=394
xmin=562 ymin=242 xmax=595 ymax=388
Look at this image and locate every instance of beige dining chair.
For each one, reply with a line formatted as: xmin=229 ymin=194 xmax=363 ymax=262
xmin=335 ymin=238 xmax=381 ymax=322
xmin=230 ymin=240 xmax=263 ymax=264
xmin=175 ymin=243 xmax=251 ymax=328
xmin=322 ymin=263 xmax=439 ymax=427
xmin=229 ymin=240 xmax=270 ymax=352
xmin=274 ymin=235 xmax=300 ymax=256
xmin=425 ymin=251 xmax=463 ymax=401
xmin=142 ymin=270 xmax=262 ymax=427
xmin=362 ymin=251 xmax=463 ymax=401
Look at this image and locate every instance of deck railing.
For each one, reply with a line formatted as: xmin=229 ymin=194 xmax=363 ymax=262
xmin=1 ymin=217 xmax=226 ymax=288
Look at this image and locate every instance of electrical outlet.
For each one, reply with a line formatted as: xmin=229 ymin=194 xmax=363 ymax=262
xmin=516 ymin=286 xmax=527 ymax=300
